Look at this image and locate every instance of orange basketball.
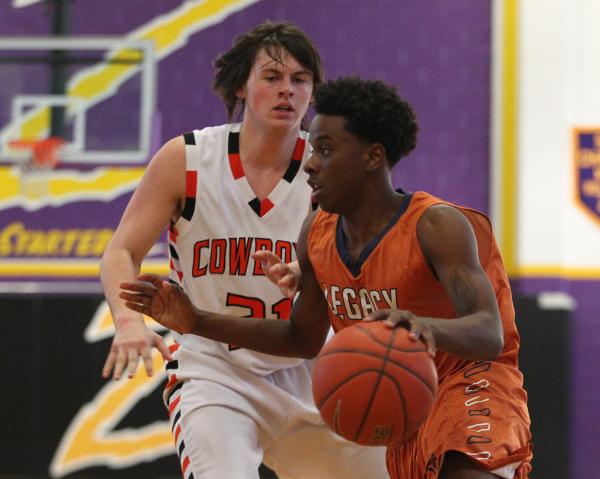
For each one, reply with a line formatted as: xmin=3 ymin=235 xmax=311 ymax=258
xmin=312 ymin=321 xmax=438 ymax=446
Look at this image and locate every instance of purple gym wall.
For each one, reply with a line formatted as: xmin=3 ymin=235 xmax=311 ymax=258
xmin=1 ymin=1 xmax=597 ymax=478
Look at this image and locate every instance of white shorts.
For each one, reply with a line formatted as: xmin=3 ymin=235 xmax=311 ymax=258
xmin=164 ymin=345 xmax=388 ymax=479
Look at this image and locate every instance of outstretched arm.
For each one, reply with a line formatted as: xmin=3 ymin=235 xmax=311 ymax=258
xmin=100 ymin=137 xmax=185 ymax=379
xmin=366 ymin=205 xmax=503 ymax=361
xmin=120 ymin=212 xmax=331 ymax=359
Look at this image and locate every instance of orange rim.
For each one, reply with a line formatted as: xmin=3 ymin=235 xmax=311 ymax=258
xmin=8 ymin=137 xmax=65 ymax=168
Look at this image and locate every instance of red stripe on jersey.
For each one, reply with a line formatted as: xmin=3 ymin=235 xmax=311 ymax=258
xmin=229 ymin=153 xmax=244 ymax=179
xmin=185 ymin=171 xmax=197 ymax=197
xmin=166 ymin=373 xmax=179 ymax=390
xmin=174 ymin=424 xmax=182 ymax=444
xmin=182 ymin=456 xmax=190 ymax=474
xmin=169 ymin=395 xmax=181 ymax=416
xmin=169 ymin=223 xmax=179 ymax=243
xmin=177 ymin=270 xmax=183 ymax=281
xmin=260 ymin=198 xmax=274 ymax=217
xmin=292 ymin=137 xmax=306 ymax=160
xmin=169 ymin=259 xmax=175 ymax=270
xmin=169 ymin=343 xmax=180 ymax=353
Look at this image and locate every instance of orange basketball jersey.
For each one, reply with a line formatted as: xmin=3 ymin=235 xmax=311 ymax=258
xmin=308 ymin=191 xmax=532 ymax=477
xmin=308 ymin=190 xmax=520 ymax=381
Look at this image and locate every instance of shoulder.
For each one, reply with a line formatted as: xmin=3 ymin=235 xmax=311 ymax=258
xmin=307 ymin=208 xmax=336 ymax=236
xmin=138 ymin=136 xmax=187 ymax=201
xmin=156 ymin=124 xmax=234 ymax=167
xmin=417 ymin=203 xmax=474 ymax=240
xmin=304 ymin=208 xmax=337 ymax=257
xmin=149 ymin=135 xmax=185 ymax=170
xmin=416 ymin=203 xmax=480 ymax=270
xmin=179 ymin=123 xmax=236 ymax=146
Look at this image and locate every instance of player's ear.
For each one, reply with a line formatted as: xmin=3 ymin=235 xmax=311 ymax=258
xmin=365 ymin=143 xmax=386 ymax=172
xmin=235 ymin=86 xmax=246 ymax=99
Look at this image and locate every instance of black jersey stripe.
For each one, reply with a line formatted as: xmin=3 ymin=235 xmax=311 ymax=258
xmin=228 ymin=131 xmax=240 ymax=154
xmin=283 ymin=158 xmax=301 ymax=183
xmin=181 ymin=197 xmax=195 ymax=221
xmin=248 ymin=198 xmax=261 ymax=216
xmin=166 ymin=381 xmax=183 ymax=404
xmin=183 ymin=131 xmax=196 ymax=145
xmin=166 ymin=360 xmax=179 ymax=370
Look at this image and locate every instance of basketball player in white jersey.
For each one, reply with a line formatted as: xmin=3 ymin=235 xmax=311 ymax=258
xmin=100 ymin=22 xmax=387 ymax=479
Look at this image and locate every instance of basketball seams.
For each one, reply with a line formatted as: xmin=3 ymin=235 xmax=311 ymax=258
xmin=352 ymin=323 xmax=428 ymax=353
xmin=316 ymin=370 xmax=412 ymax=444
xmin=316 ymin=349 xmax=437 ymax=396
xmin=312 ymin=322 xmax=438 ymax=446
xmin=316 ymin=368 xmax=385 ymax=409
xmin=322 ymin=344 xmax=427 ymax=354
xmin=352 ymin=327 xmax=396 ymax=442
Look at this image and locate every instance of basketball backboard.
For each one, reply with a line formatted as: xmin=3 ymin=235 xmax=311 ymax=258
xmin=0 ymin=36 xmax=156 ymax=165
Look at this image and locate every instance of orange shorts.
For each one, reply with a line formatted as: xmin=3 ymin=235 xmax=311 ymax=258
xmin=386 ymin=360 xmax=532 ymax=479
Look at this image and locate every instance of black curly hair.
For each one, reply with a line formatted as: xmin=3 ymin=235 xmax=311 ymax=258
xmin=313 ymin=77 xmax=418 ymax=167
xmin=213 ymin=21 xmax=323 ymax=124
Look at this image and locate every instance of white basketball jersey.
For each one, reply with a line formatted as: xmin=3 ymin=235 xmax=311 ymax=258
xmin=168 ymin=123 xmax=313 ymax=375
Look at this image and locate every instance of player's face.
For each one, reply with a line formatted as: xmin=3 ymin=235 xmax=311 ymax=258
xmin=237 ymin=48 xmax=314 ymax=132
xmin=305 ymin=114 xmax=369 ymax=213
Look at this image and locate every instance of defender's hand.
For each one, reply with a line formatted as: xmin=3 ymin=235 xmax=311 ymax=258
xmin=364 ymin=309 xmax=437 ymax=357
xmin=102 ymin=316 xmax=172 ymax=380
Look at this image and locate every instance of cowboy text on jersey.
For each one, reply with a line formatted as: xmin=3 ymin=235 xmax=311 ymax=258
xmin=323 ymin=284 xmax=398 ymax=320
xmin=191 ymin=237 xmax=296 ymax=277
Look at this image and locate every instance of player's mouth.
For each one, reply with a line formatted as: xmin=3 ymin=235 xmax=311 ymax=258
xmin=307 ymin=178 xmax=322 ymax=201
xmin=273 ymin=103 xmax=294 ymax=116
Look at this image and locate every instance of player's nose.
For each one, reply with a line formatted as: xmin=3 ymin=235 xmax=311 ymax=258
xmin=304 ymin=152 xmax=317 ymax=173
xmin=278 ymin=77 xmax=293 ymax=97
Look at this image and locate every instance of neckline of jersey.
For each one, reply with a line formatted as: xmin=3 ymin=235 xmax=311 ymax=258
xmin=227 ymin=127 xmax=306 ymax=218
xmin=335 ymin=190 xmax=414 ymax=277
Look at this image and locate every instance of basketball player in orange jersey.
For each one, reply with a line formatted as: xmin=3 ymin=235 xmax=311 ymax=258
xmin=120 ymin=76 xmax=533 ymax=478
xmin=100 ymin=23 xmax=387 ymax=479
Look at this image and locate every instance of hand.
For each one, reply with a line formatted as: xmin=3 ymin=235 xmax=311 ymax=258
xmin=364 ymin=309 xmax=437 ymax=357
xmin=253 ymin=250 xmax=300 ymax=299
xmin=119 ymin=273 xmax=198 ymax=334
xmin=102 ymin=315 xmax=172 ymax=380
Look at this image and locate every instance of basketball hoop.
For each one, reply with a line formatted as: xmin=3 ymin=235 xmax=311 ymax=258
xmin=7 ymin=137 xmax=65 ymax=199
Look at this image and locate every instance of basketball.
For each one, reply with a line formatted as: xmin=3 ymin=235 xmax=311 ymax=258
xmin=312 ymin=321 xmax=438 ymax=446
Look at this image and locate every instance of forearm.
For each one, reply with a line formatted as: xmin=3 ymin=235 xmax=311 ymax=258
xmin=100 ymin=247 xmax=144 ymax=326
xmin=189 ymin=309 xmax=318 ymax=359
xmin=424 ymin=312 xmax=503 ymax=360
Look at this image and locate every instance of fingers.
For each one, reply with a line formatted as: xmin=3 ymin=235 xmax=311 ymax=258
xmin=421 ymin=328 xmax=437 ymax=357
xmin=119 ymin=287 xmax=153 ymax=316
xmin=102 ymin=349 xmax=117 ymax=379
xmin=124 ymin=300 xmax=149 ymax=316
xmin=119 ymin=281 xmax=158 ymax=295
xmin=252 ymin=250 xmax=282 ymax=267
xmin=363 ymin=309 xmax=390 ymax=322
xmin=126 ymin=349 xmax=140 ymax=378
xmin=277 ymin=274 xmax=299 ymax=298
xmin=112 ymin=346 xmax=128 ymax=380
xmin=103 ymin=346 xmax=141 ymax=380
xmin=102 ymin=319 xmax=173 ymax=380
xmin=103 ymin=340 xmax=164 ymax=380
xmin=136 ymin=273 xmax=165 ymax=289
xmin=141 ymin=347 xmax=153 ymax=377
xmin=154 ymin=335 xmax=173 ymax=362
xmin=362 ymin=309 xmax=438 ymax=357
